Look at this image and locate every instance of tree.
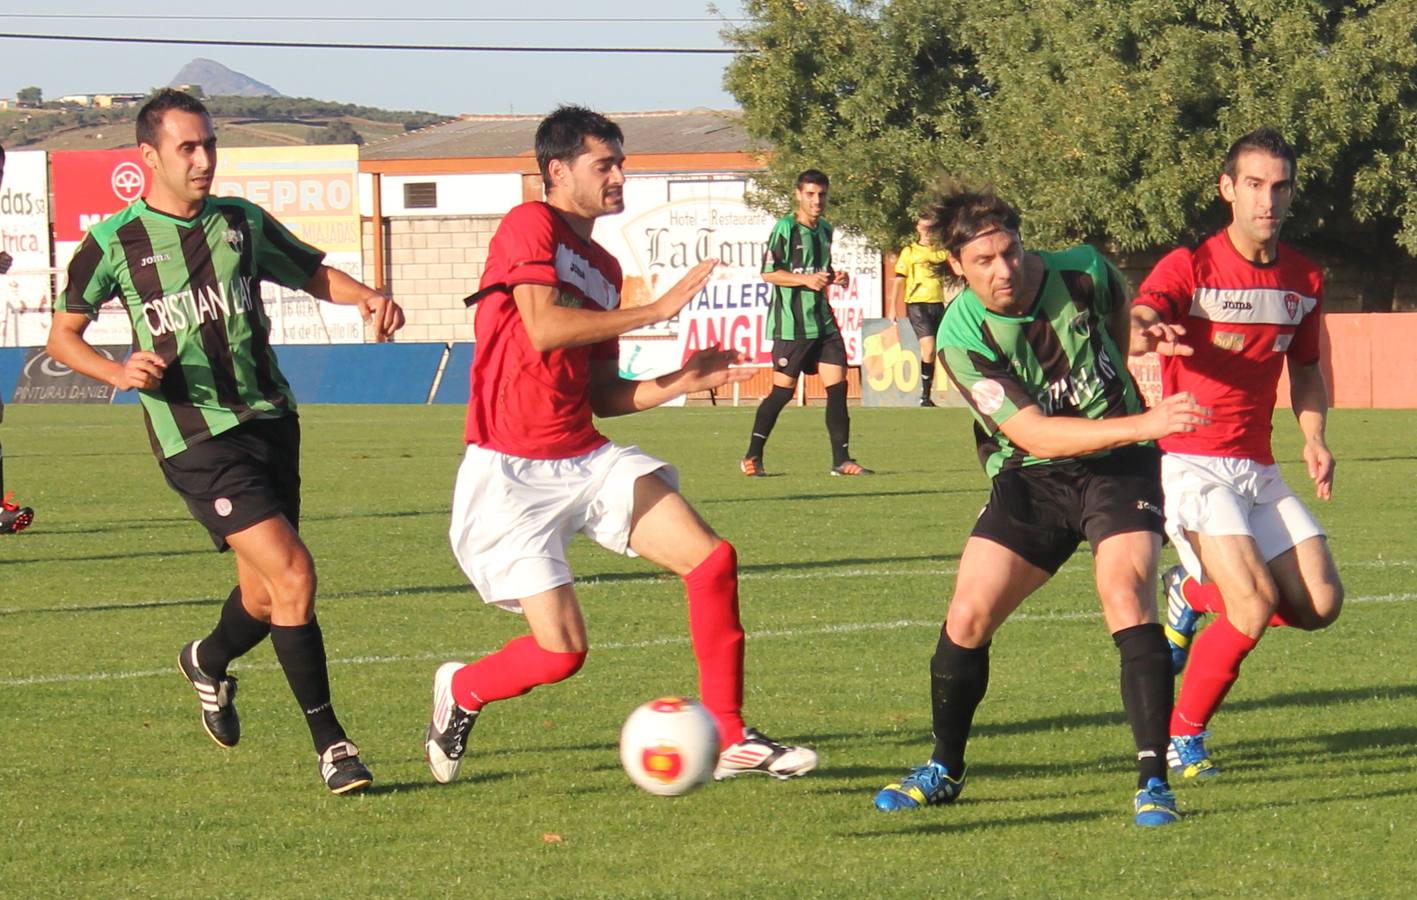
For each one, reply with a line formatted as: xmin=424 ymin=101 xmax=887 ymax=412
xmin=727 ymin=0 xmax=1417 ymax=309
xmin=16 ymin=86 xmax=42 ymax=106
xmin=310 ymin=120 xmax=364 ymax=146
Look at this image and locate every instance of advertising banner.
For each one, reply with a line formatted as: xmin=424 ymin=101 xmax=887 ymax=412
xmin=600 ymin=176 xmax=882 ymax=367
xmin=11 ymin=345 xmax=125 ymax=404
xmin=0 ymin=150 xmax=55 ymax=348
xmin=860 ymin=318 xmax=965 ymax=408
xmin=49 ymin=145 xmax=366 ymax=345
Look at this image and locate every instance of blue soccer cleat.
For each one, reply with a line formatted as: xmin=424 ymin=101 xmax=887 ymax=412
xmin=1162 ymin=565 xmax=1202 ymax=673
xmin=1134 ymin=776 xmax=1181 ymax=826
xmin=1168 ymin=732 xmax=1219 ymax=780
xmin=874 ymin=760 xmax=966 ymax=811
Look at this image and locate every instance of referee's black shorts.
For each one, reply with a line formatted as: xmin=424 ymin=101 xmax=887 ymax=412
xmin=158 ymin=415 xmax=302 ymax=552
xmin=905 ymin=302 xmax=946 ymax=342
xmin=971 ymin=444 xmax=1164 ymax=574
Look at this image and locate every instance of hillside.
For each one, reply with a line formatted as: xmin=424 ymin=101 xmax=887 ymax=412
xmin=1 ymin=99 xmax=448 ymax=151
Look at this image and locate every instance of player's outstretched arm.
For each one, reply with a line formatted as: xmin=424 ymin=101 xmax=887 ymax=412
xmin=47 ymin=312 xmax=167 ymax=391
xmin=588 ymin=348 xmax=754 ymax=418
xmin=1289 ymin=361 xmax=1334 ymax=499
xmin=516 ymin=259 xmax=718 ymax=353
xmin=1129 ymin=304 xmax=1192 ymax=357
xmin=999 ymin=392 xmax=1209 ymax=459
xmin=302 ymin=265 xmax=405 ymax=342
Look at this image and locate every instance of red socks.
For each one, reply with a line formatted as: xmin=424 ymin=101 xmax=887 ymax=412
xmin=1181 ymin=576 xmax=1225 ymax=614
xmin=451 ymin=635 xmax=586 ymax=712
xmin=447 ymin=541 xmax=748 ymax=751
xmin=1170 ymin=616 xmax=1258 ymax=735
xmin=1181 ymin=573 xmax=1302 ymax=627
xmin=684 ymin=541 xmax=747 ymax=749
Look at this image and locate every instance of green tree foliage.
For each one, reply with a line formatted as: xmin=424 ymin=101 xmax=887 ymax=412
xmin=311 ymin=120 xmax=365 ymax=146
xmin=727 ymin=0 xmax=1417 ymax=308
xmin=16 ymin=86 xmax=42 ymax=106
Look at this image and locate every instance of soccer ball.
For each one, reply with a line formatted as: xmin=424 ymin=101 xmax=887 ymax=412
xmin=619 ymin=696 xmax=719 ymax=796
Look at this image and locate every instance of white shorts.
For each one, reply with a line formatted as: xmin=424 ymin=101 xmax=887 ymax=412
xmin=1161 ymin=452 xmax=1325 ymax=583
xmin=449 ymin=442 xmax=679 ymax=612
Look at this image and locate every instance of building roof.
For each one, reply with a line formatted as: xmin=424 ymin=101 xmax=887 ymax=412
xmin=360 ymin=109 xmax=758 ymax=161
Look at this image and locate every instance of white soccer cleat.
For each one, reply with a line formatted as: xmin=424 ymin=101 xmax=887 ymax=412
xmin=714 ymin=727 xmax=818 ymax=780
xmin=425 ymin=661 xmax=478 ymax=784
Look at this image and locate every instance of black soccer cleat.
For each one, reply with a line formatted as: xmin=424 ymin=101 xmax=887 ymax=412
xmin=178 ymin=640 xmax=240 ymax=748
xmin=1 ymin=493 xmax=34 ymax=534
xmin=319 ymin=740 xmax=373 ymax=795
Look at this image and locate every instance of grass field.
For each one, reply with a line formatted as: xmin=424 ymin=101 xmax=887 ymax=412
xmin=2 ymin=404 xmax=1414 ymax=898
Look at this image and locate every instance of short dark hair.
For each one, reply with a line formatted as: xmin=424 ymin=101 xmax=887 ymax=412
xmin=1223 ymin=127 xmax=1297 ymax=181
xmin=136 ymin=89 xmax=210 ymax=148
xmin=919 ymin=180 xmax=1022 ymax=255
xmin=535 ymin=105 xmax=624 ymax=189
xmin=795 ymin=169 xmax=829 ymax=190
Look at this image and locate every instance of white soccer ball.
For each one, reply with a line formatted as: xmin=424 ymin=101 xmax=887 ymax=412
xmin=619 ymin=696 xmax=720 ymax=796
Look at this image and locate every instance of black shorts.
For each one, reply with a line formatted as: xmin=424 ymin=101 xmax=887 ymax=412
xmin=971 ymin=444 xmax=1163 ymax=574
xmin=159 ymin=416 xmax=302 ymax=552
xmin=905 ymin=302 xmax=945 ymax=342
xmin=771 ymin=333 xmax=848 ymax=379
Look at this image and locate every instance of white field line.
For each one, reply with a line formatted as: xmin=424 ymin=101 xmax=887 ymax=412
xmin=3 ymin=592 xmax=1413 ymax=689
xmin=4 ymin=555 xmax=1408 ymax=617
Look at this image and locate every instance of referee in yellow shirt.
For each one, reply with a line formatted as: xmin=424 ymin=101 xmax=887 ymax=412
xmin=891 ymin=214 xmax=958 ymax=406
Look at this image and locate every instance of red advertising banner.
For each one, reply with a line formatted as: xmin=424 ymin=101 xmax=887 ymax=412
xmin=49 ymin=149 xmax=145 ymax=244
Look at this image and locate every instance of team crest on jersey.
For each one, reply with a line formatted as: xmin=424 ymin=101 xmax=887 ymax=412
xmin=555 ymin=291 xmax=582 ymax=309
xmin=1068 ymin=313 xmax=1091 ymax=337
xmin=1284 ymin=293 xmax=1301 ymax=320
xmin=223 ymin=229 xmax=244 ymax=254
xmin=1211 ymin=331 xmax=1245 ymax=352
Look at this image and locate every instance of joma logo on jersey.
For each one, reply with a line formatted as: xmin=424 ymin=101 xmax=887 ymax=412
xmin=139 ymin=253 xmax=172 ymax=267
xmin=1221 ymin=299 xmax=1253 ymax=311
xmin=142 ymin=279 xmax=254 ymax=336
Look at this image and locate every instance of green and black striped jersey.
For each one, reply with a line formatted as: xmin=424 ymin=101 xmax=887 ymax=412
xmin=938 ymin=245 xmax=1144 ymax=478
xmin=57 ymin=197 xmax=324 ymax=458
xmin=761 ymin=213 xmax=839 ymax=340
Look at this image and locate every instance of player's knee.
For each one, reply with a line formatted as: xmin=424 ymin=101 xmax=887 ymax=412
xmin=1303 ymin=581 xmax=1344 ymax=630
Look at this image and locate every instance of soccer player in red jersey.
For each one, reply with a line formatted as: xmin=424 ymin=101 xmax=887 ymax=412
xmin=424 ymin=106 xmax=818 ymax=785
xmin=1132 ymin=128 xmax=1343 ymax=780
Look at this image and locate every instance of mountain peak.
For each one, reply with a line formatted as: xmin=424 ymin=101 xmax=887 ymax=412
xmin=168 ymin=58 xmax=283 ymax=97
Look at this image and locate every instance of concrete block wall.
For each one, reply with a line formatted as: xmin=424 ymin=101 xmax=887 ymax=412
xmin=361 ymin=215 xmax=504 ymax=342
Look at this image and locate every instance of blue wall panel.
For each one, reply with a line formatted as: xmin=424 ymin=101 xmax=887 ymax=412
xmin=0 ymin=348 xmax=26 ymax=403
xmin=432 ymin=342 xmax=475 ymax=405
xmin=278 ymin=343 xmax=447 ymax=403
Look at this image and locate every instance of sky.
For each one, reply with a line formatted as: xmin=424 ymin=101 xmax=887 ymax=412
xmin=0 ymin=1 xmax=748 ymax=115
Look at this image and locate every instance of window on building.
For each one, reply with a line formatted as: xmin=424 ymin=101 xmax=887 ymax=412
xmin=403 ymin=181 xmax=438 ymax=209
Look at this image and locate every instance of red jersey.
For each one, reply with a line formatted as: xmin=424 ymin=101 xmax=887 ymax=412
xmin=464 ymin=202 xmax=622 ymax=459
xmin=1135 ymin=230 xmax=1322 ymax=464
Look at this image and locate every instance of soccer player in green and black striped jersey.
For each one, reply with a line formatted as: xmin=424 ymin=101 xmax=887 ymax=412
xmin=740 ymin=170 xmax=872 ymax=477
xmin=47 ymin=89 xmax=405 ymax=795
xmin=872 ymin=183 xmax=1208 ymax=826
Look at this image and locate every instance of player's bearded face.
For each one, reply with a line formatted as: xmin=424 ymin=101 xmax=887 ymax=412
xmin=952 ymin=228 xmax=1024 ymax=311
xmin=1221 ymin=150 xmax=1293 ymax=246
xmin=564 ymin=137 xmax=626 ymax=217
xmin=144 ymin=110 xmax=218 ymax=209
